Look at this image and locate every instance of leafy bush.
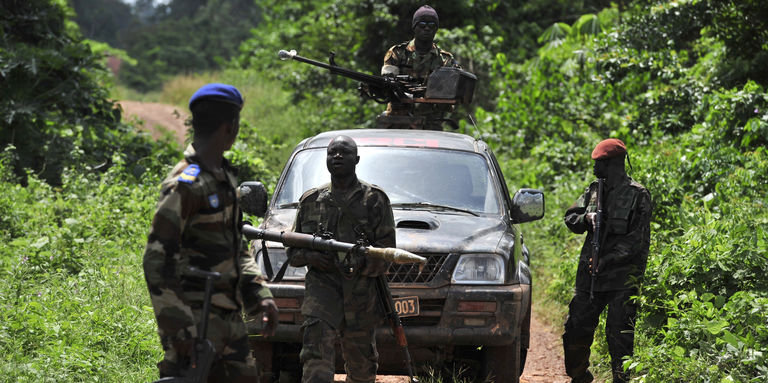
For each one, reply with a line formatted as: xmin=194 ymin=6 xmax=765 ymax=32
xmin=0 ymin=0 xmax=175 ymax=185
xmin=484 ymin=1 xmax=768 ymax=380
xmin=116 ymin=0 xmax=263 ymax=91
xmin=0 ymin=156 xmax=164 ymax=382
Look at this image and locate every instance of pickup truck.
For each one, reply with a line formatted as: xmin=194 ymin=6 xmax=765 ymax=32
xmin=240 ymin=128 xmax=544 ymax=382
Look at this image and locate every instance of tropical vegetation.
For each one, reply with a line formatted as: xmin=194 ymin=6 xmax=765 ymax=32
xmin=1 ymin=0 xmax=766 ymax=382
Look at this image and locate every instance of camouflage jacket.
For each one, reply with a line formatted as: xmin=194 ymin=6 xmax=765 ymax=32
xmin=564 ymin=175 xmax=652 ymax=291
xmin=143 ymin=144 xmax=272 ymax=342
xmin=289 ymin=178 xmax=396 ymax=329
xmin=381 ymin=39 xmax=460 ymax=79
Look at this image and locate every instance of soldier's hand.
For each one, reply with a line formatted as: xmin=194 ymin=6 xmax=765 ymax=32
xmin=361 ymin=256 xmax=388 ymax=277
xmin=259 ymin=298 xmax=279 ymax=338
xmin=586 ymin=212 xmax=597 ymax=232
xmin=588 ymin=257 xmax=607 ymax=274
xmin=598 ymin=258 xmax=607 ymax=273
xmin=306 ymin=251 xmax=336 ymax=272
xmin=171 ymin=337 xmax=197 ymax=367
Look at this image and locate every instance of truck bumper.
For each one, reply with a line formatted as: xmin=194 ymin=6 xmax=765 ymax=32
xmin=248 ymin=283 xmax=530 ymax=347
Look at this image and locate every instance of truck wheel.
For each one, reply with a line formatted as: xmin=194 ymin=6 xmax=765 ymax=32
xmin=519 ymin=300 xmax=531 ymax=376
xmin=482 ymin=332 xmax=521 ymax=383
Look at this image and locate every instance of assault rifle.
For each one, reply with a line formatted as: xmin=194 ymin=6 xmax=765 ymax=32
xmin=277 ymin=49 xmax=476 ymax=106
xmin=376 ymin=275 xmax=419 ymax=382
xmin=152 ymin=267 xmax=219 ymax=383
xmin=590 ymin=178 xmax=605 ymax=301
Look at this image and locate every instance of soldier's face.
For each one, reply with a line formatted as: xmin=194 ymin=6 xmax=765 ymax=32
xmin=593 ymin=159 xmax=607 ymax=178
xmin=593 ymin=157 xmax=624 ymax=179
xmin=224 ymin=117 xmax=240 ymax=149
xmin=326 ymin=138 xmax=359 ymax=177
xmin=414 ymin=18 xmax=437 ymax=42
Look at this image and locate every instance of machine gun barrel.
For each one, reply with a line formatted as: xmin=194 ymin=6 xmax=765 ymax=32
xmin=279 ymin=49 xmax=387 ymax=86
xmin=278 ymin=49 xmax=409 ymax=103
xmin=242 ymin=224 xmax=426 ymax=265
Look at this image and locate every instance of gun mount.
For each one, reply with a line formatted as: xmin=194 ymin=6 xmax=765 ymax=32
xmin=278 ymin=49 xmax=476 ymax=107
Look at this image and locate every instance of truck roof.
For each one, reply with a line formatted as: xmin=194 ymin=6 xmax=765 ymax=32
xmin=298 ymin=129 xmax=485 ymax=153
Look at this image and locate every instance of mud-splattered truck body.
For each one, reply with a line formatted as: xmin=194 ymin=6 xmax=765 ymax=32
xmin=245 ymin=129 xmax=544 ymax=382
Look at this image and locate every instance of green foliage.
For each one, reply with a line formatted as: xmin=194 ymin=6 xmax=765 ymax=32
xmin=118 ymin=0 xmax=262 ymax=91
xmin=485 ymin=0 xmax=768 ymax=380
xmin=4 ymin=0 xmax=768 ymax=381
xmin=0 ymin=0 xmax=175 ymax=185
xmin=0 ymin=156 xmax=163 ymax=382
xmin=236 ymin=0 xmax=613 ymax=123
xmin=631 ymin=291 xmax=768 ymax=382
xmin=70 ymin=0 xmax=135 ymax=48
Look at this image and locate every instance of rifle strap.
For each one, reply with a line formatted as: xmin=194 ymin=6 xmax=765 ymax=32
xmin=272 ymin=256 xmax=291 ymax=282
xmin=260 ymin=237 xmax=293 ymax=283
xmin=259 ymin=239 xmax=274 ymax=280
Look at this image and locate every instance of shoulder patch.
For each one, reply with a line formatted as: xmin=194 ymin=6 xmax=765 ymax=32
xmin=178 ymin=164 xmax=200 ymax=184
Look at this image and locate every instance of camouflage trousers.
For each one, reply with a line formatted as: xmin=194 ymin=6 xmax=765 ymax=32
xmin=299 ymin=316 xmax=378 ymax=383
xmin=158 ymin=308 xmax=259 ymax=383
xmin=562 ymin=289 xmax=638 ymax=383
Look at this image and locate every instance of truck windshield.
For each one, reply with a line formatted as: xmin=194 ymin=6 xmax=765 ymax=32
xmin=274 ymin=147 xmax=502 ymax=215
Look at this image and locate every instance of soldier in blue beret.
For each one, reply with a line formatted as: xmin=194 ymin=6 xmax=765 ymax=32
xmin=143 ymin=83 xmax=278 ymax=382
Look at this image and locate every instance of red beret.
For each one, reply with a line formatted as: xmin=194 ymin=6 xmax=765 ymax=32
xmin=591 ymin=138 xmax=627 ymax=160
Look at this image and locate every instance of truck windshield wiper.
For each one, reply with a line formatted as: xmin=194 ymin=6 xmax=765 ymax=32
xmin=277 ymin=202 xmax=299 ymax=209
xmin=391 ymin=202 xmax=479 ymax=217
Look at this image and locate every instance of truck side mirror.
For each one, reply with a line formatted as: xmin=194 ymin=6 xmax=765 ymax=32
xmin=510 ymin=188 xmax=545 ymax=223
xmin=238 ymin=181 xmax=268 ymax=218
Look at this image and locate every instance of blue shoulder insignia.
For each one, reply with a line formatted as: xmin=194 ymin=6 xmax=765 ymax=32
xmin=178 ymin=164 xmax=200 ymax=184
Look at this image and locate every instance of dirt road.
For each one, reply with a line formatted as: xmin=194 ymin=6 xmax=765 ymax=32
xmin=332 ymin=310 xmax=569 ymax=383
xmin=117 ymin=100 xmax=189 ymax=145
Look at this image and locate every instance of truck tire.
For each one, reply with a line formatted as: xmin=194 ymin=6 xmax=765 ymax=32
xmin=482 ymin=329 xmax=522 ymax=383
xmin=519 ymin=299 xmax=531 ymax=376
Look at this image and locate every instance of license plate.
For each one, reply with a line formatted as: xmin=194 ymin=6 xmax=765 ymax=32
xmin=392 ymin=296 xmax=419 ymax=317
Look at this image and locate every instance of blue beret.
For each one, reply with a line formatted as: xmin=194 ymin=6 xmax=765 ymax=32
xmin=189 ymin=83 xmax=244 ymax=110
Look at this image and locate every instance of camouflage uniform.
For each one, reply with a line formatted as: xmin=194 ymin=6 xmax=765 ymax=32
xmin=289 ymin=179 xmax=396 ymax=383
xmin=380 ymin=39 xmax=461 ymax=130
xmin=143 ymin=144 xmax=273 ymax=382
xmin=562 ymin=174 xmax=652 ymax=383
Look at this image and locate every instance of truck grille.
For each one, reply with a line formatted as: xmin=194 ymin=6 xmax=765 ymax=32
xmin=386 ymin=253 xmax=448 ymax=284
xmin=400 ymin=298 xmax=444 ymax=326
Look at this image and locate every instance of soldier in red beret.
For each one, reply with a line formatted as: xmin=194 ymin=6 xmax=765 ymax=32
xmin=562 ymin=138 xmax=652 ymax=383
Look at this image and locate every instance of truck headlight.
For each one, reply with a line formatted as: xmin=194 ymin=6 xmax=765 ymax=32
xmin=255 ymin=247 xmax=308 ymax=280
xmin=451 ymin=254 xmax=505 ymax=284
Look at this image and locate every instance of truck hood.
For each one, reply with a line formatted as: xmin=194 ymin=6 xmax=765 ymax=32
xmin=262 ymin=208 xmax=508 ymax=255
xmin=393 ymin=209 xmax=507 ymax=254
